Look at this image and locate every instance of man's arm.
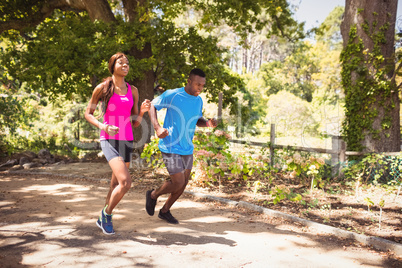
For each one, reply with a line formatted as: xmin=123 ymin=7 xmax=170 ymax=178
xmin=197 ymin=117 xmax=217 ymax=128
xmin=149 ymin=104 xmax=169 ymax=138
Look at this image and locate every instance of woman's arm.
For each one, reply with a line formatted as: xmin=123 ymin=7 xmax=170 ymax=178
xmin=84 ymin=83 xmax=118 ymax=136
xmin=131 ymin=85 xmax=151 ymax=128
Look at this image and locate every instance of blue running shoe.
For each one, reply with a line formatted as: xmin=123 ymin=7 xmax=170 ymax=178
xmin=96 ymin=206 xmax=115 ymax=235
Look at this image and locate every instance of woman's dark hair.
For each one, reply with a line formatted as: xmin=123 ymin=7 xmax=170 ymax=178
xmin=97 ymin=52 xmax=128 ymax=118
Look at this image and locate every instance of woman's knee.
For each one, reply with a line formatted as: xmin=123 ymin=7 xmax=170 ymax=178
xmin=120 ymin=176 xmax=132 ymax=191
xmin=110 ymin=179 xmax=119 ymax=189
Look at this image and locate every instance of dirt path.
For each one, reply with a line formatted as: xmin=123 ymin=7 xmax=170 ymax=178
xmin=0 ymin=163 xmax=401 ymax=267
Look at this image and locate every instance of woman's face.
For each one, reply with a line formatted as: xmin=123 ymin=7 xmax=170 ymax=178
xmin=113 ymin=57 xmax=129 ymax=77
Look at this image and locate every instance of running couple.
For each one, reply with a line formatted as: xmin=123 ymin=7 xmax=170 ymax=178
xmin=85 ymin=52 xmax=217 ymax=235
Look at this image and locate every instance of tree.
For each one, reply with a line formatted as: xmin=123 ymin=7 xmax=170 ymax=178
xmin=315 ymin=6 xmax=344 ymax=49
xmin=313 ymin=7 xmax=344 ymax=106
xmin=0 ymin=0 xmax=302 ymax=147
xmin=340 ymin=0 xmax=400 ymax=152
xmin=258 ymin=42 xmax=318 ymax=102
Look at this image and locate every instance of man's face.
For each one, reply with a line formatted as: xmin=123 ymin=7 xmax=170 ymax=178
xmin=187 ymin=75 xmax=206 ymax=96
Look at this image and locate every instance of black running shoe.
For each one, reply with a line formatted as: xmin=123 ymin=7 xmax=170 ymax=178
xmin=158 ymin=210 xmax=179 ymax=224
xmin=146 ymin=189 xmax=157 ymax=216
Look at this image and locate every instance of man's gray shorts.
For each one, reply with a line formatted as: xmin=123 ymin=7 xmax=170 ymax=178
xmin=161 ymin=152 xmax=193 ymax=175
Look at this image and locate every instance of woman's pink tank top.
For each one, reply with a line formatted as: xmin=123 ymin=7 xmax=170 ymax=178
xmin=100 ymin=83 xmax=134 ymax=141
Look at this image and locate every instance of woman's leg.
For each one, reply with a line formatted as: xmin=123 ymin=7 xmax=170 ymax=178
xmin=105 ymin=157 xmax=131 ymax=215
xmin=104 ymin=162 xmax=130 ymax=208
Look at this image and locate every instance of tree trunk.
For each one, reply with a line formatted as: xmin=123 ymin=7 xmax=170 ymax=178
xmin=130 ymin=43 xmax=155 ymax=153
xmin=259 ymin=44 xmax=263 ymax=70
xmin=243 ymin=39 xmax=248 ymax=73
xmin=82 ymin=0 xmax=116 ymax=22
xmin=123 ymin=0 xmax=155 ymax=153
xmin=341 ymin=0 xmax=400 ymax=152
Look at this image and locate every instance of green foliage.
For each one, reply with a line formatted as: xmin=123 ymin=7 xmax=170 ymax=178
xmin=151 ymin=18 xmax=243 ymax=105
xmin=0 ymin=0 xmax=303 ymax=113
xmin=364 ymin=197 xmax=374 ymax=211
xmin=193 ymin=129 xmax=233 ymax=181
xmin=0 ymin=10 xmax=252 ymax=126
xmin=258 ymin=42 xmax=318 ymax=102
xmin=315 ymin=6 xmax=344 ymax=48
xmin=141 ymin=136 xmax=165 ymax=169
xmin=193 ymin=129 xmax=230 ymax=154
xmin=172 ymin=0 xmax=305 ymax=41
xmin=1 ymin=11 xmax=153 ymax=100
xmin=342 ymin=154 xmax=402 ymax=185
xmin=264 ymin=91 xmax=320 ymax=137
xmin=0 ymin=87 xmax=39 ymax=156
xmin=279 ymin=150 xmax=326 ymax=183
xmin=0 ymin=91 xmax=31 ymax=134
xmin=246 ymin=7 xmax=345 ymax=141
xmin=269 ymin=186 xmax=302 ymax=205
xmin=0 ymin=90 xmax=99 ymax=158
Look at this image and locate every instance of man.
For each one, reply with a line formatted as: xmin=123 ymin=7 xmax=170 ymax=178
xmin=146 ymin=68 xmax=217 ymax=224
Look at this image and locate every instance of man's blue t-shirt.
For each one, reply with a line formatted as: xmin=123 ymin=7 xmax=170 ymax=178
xmin=152 ymin=87 xmax=203 ymax=155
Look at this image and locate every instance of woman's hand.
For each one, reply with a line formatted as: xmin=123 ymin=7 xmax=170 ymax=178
xmin=140 ymin=99 xmax=151 ymax=114
xmin=100 ymin=124 xmax=119 ymax=136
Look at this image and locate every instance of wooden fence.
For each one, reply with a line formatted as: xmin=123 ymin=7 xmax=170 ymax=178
xmin=229 ymin=123 xmax=401 ymax=176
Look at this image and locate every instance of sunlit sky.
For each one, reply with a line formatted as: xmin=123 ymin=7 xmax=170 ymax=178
xmin=291 ymin=0 xmax=402 ymax=32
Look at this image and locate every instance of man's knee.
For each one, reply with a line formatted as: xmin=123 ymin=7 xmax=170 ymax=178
xmin=183 ymin=178 xmax=189 ymax=188
xmin=173 ymin=179 xmax=185 ymax=189
xmin=170 ymin=173 xmax=186 ymax=189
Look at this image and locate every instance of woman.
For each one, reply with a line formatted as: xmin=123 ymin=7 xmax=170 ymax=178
xmin=85 ymin=52 xmax=151 ymax=235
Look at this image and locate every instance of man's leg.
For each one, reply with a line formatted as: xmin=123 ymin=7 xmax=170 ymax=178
xmin=149 ymin=170 xmax=187 ymax=224
xmin=146 ymin=154 xmax=192 ymax=223
xmin=159 ymin=168 xmax=191 ymax=213
xmin=150 ymin=170 xmax=186 ymax=210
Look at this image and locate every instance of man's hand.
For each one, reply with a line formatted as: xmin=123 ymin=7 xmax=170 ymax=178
xmin=156 ymin=127 xmax=169 ymax=139
xmin=207 ymin=118 xmax=218 ymax=128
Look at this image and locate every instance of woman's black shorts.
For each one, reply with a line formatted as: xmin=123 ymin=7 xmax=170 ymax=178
xmin=101 ymin=139 xmax=133 ymax=163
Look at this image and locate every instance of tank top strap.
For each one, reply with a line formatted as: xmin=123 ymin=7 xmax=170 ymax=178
xmin=127 ymin=83 xmax=131 ymax=95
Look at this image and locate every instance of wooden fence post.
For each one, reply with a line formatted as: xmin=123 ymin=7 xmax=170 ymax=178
xmin=331 ymin=136 xmax=340 ymax=177
xmin=218 ymin=92 xmax=223 ymax=125
xmin=339 ymin=139 xmax=346 ymax=176
xmin=331 ymin=135 xmax=347 ymax=177
xmin=270 ymin=124 xmax=275 ymax=166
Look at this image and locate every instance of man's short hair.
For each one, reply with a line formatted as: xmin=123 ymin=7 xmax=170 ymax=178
xmin=189 ymin=68 xmax=206 ymax=78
